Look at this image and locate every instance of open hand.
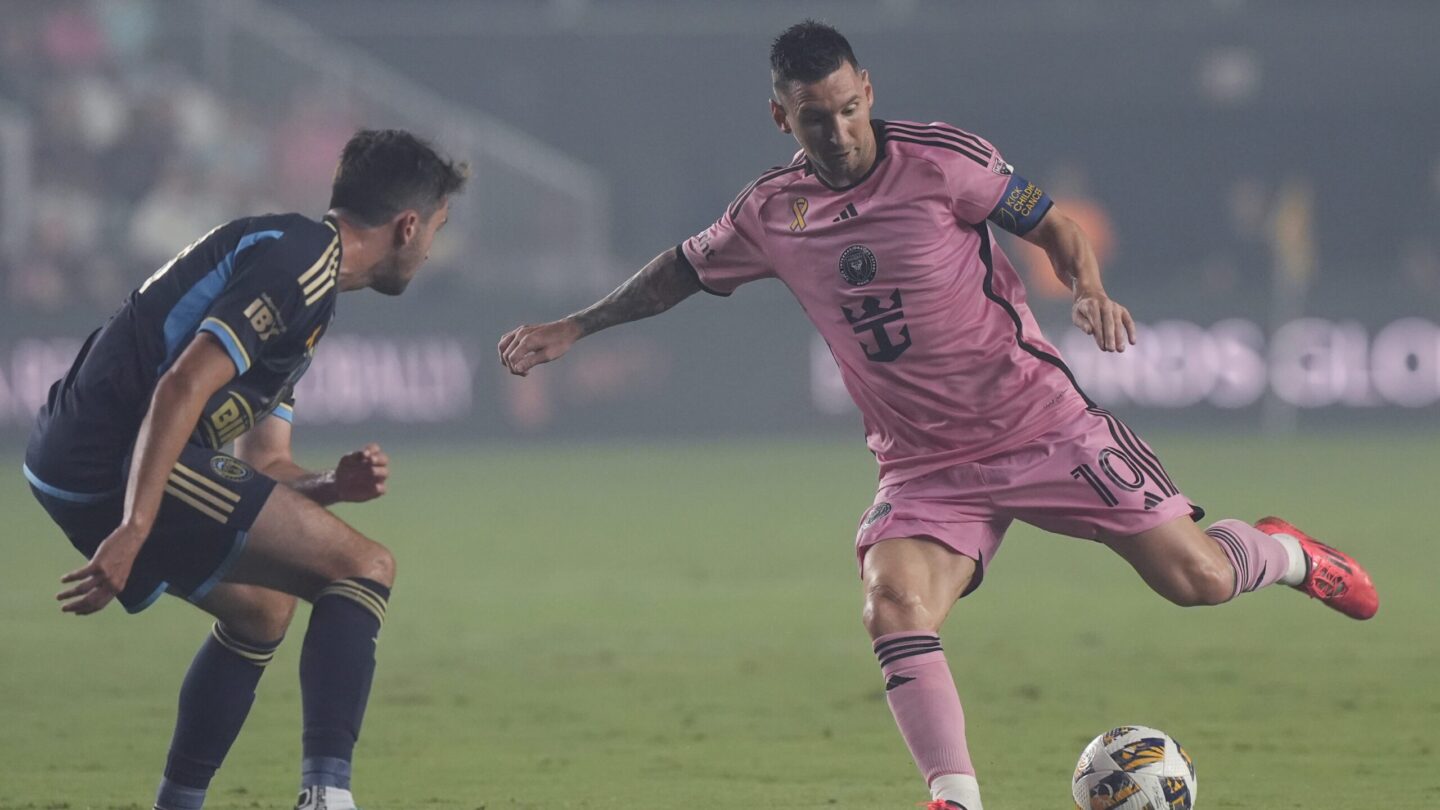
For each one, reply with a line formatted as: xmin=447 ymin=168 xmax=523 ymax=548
xmin=57 ymin=523 xmax=146 ymax=615
xmin=335 ymin=443 xmax=389 ymax=502
xmin=1072 ymin=288 xmax=1137 ymax=353
xmin=498 ymin=319 xmax=582 ymax=376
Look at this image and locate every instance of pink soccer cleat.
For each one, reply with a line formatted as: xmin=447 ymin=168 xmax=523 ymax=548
xmin=1255 ymin=516 xmax=1379 ymax=620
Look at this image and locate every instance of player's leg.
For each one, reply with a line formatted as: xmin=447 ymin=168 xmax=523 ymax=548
xmin=1018 ymin=406 xmax=1377 ymax=619
xmin=1102 ymin=512 xmax=1378 ymax=618
xmin=154 ymin=584 xmax=296 ymax=810
xmin=222 ymin=481 xmax=395 ymax=810
xmin=856 ymin=485 xmax=1005 ymax=810
xmin=1101 ymin=514 xmax=1295 ymax=606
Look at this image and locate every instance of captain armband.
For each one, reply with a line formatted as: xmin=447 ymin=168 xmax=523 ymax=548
xmin=986 ymin=173 xmax=1053 ymax=237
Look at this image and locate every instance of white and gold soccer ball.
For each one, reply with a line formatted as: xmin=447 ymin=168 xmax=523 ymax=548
xmin=1071 ymin=725 xmax=1197 ymax=809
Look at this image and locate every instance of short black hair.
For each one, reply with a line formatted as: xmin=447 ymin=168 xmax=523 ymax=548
xmin=769 ymin=20 xmax=859 ymax=87
xmin=329 ymin=129 xmax=469 ymax=227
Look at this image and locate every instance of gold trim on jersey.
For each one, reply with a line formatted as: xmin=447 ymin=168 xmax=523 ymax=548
xmin=297 ymin=238 xmax=339 ymax=287
xmin=302 ymin=248 xmax=340 ymax=306
xmin=200 ymin=317 xmax=252 ymax=372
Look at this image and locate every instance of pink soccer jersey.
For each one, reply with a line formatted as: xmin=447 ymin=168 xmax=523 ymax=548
xmin=680 ymin=119 xmax=1090 ymax=486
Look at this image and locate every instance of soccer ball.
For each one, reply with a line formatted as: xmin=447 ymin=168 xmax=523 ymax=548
xmin=1071 ymin=725 xmax=1197 ymax=809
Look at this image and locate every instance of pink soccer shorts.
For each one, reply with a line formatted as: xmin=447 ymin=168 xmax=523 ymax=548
xmin=855 ymin=406 xmax=1201 ymax=594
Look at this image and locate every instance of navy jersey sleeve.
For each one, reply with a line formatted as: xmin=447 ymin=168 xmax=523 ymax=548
xmin=197 ymin=223 xmax=340 ymax=375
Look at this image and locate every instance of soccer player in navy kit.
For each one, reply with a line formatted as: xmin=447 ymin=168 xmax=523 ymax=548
xmin=25 ymin=130 xmax=467 ymax=810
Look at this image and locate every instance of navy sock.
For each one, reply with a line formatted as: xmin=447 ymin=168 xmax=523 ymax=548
xmin=155 ymin=624 xmax=281 ymax=810
xmin=299 ymin=577 xmax=390 ymax=790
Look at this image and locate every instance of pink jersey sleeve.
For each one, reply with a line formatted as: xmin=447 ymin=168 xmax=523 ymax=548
xmin=932 ymin=128 xmax=1012 ymax=226
xmin=679 ymin=186 xmax=774 ymax=296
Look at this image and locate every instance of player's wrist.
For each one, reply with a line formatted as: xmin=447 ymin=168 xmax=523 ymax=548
xmin=559 ymin=315 xmax=588 ymax=340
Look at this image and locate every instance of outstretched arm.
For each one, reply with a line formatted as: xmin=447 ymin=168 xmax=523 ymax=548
xmin=498 ymin=247 xmax=701 ymax=376
xmin=1022 ymin=206 xmax=1136 ymax=353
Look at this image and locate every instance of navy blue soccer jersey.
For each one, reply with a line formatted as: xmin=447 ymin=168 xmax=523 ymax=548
xmin=25 ymin=213 xmax=341 ymax=498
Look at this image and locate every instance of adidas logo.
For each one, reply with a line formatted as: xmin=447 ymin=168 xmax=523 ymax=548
xmin=884 ymin=674 xmax=915 ymax=691
xmin=1142 ymin=491 xmax=1162 ymax=510
xmin=832 ymin=202 xmax=860 ymax=222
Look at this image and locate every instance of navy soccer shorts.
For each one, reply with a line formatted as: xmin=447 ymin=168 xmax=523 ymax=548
xmin=29 ymin=444 xmax=277 ymax=613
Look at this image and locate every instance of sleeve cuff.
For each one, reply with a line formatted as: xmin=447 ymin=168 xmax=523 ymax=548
xmin=198 ymin=317 xmax=252 ymax=375
xmin=674 ymin=244 xmax=730 ymax=297
xmin=270 ymin=402 xmax=294 ymax=423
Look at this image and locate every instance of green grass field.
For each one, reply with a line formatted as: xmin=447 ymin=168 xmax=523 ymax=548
xmin=3 ymin=435 xmax=1437 ymax=809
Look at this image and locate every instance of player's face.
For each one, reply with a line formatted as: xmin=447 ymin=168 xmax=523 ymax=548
xmin=771 ymin=64 xmax=876 ymax=186
xmin=374 ymin=199 xmax=450 ymax=296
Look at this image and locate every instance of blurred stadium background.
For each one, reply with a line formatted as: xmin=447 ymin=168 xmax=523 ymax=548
xmin=1 ymin=1 xmax=1436 ymax=808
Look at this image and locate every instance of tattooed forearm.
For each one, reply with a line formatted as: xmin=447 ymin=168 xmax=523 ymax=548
xmin=570 ymin=249 xmax=701 ymax=337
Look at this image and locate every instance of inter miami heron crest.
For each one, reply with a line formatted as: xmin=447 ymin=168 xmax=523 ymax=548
xmin=839 ymin=244 xmax=877 ymax=286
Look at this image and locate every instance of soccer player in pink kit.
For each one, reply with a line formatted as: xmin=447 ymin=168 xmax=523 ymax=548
xmin=498 ymin=21 xmax=1378 ymax=810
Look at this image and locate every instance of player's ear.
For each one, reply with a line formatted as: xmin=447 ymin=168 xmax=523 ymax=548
xmin=861 ymin=69 xmax=874 ymax=106
xmin=770 ymin=98 xmax=791 ymax=134
xmin=393 ymin=210 xmax=420 ymax=247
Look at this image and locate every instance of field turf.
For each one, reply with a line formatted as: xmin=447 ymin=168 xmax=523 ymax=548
xmin=2 ymin=435 xmax=1436 ymax=809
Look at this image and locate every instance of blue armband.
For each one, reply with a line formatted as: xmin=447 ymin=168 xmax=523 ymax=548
xmin=986 ymin=173 xmax=1053 ymax=237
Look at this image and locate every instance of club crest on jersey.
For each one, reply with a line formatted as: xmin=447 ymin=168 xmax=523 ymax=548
xmin=863 ymin=502 xmax=892 ymax=528
xmin=210 ymin=455 xmax=255 ymax=483
xmin=839 ymin=244 xmax=878 ymax=286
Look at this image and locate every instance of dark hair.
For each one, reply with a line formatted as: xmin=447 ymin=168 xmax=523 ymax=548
xmin=329 ymin=129 xmax=469 ymax=226
xmin=769 ymin=20 xmax=858 ymax=86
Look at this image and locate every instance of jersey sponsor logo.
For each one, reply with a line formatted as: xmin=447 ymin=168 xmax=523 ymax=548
xmin=206 ymin=391 xmax=255 ymax=446
xmin=789 ymin=197 xmax=809 ymax=231
xmin=842 ymin=289 xmax=913 ymax=363
xmin=693 ymin=230 xmax=718 ymax=262
xmin=210 ymin=455 xmax=255 ymax=482
xmin=243 ymin=295 xmax=285 ymax=341
xmin=838 ymin=244 xmax=878 ymax=286
xmin=862 ymin=501 xmax=892 ymax=528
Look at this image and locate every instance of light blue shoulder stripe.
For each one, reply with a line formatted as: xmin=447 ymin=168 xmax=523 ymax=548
xmin=159 ymin=229 xmax=284 ymax=372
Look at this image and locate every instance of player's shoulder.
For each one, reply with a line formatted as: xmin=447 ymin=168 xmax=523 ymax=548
xmin=725 ymin=151 xmax=810 ymax=220
xmin=238 ymin=213 xmax=341 ymax=277
xmin=247 ymin=212 xmax=340 ymax=253
xmin=230 ymin=213 xmax=341 ymax=310
xmin=879 ymin=118 xmax=1005 ymax=175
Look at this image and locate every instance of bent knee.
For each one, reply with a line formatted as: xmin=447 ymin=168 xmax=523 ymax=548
xmin=350 ymin=538 xmax=396 ymax=588
xmin=862 ymin=582 xmax=937 ymax=635
xmin=224 ymin=594 xmax=297 ymax=642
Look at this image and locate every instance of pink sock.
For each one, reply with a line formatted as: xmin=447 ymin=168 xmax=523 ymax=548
xmin=874 ymin=631 xmax=974 ymax=784
xmin=1206 ymin=518 xmax=1290 ymax=599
